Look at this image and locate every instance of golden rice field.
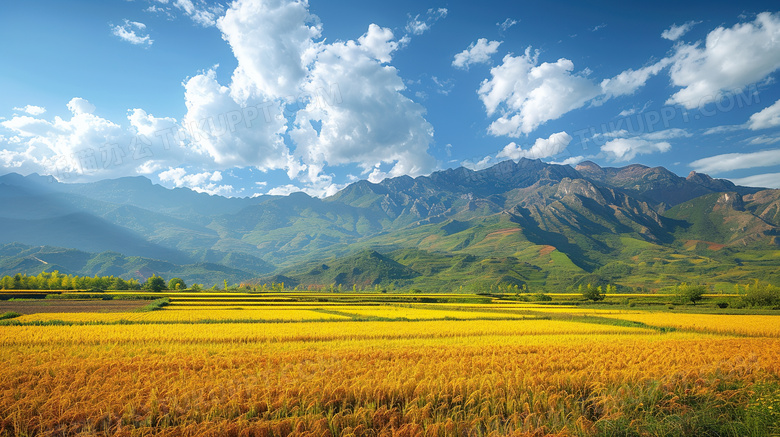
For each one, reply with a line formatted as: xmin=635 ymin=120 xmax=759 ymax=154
xmin=607 ymin=312 xmax=780 ymax=337
xmin=11 ymin=308 xmax=350 ymax=324
xmin=1 ymin=294 xmax=780 ymax=436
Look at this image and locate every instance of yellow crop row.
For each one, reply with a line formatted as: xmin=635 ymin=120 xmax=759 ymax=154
xmin=334 ymin=306 xmax=529 ymax=320
xmin=11 ymin=309 xmax=349 ymax=324
xmin=606 ymin=312 xmax=780 ymax=337
xmin=0 ymin=319 xmax=655 ymax=346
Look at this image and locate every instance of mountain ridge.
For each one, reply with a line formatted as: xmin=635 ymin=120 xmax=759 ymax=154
xmin=1 ymin=159 xmax=778 ymax=290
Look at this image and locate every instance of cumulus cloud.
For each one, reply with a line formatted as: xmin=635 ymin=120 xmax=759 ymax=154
xmin=462 ymin=131 xmax=573 ymax=171
xmin=181 ymin=67 xmax=288 ymax=169
xmin=478 ymin=48 xmax=601 ymax=136
xmin=158 ymin=167 xmax=234 ymax=195
xmin=551 ymin=155 xmax=586 ymax=166
xmin=217 ymin=0 xmax=321 ymax=101
xmin=661 ymin=21 xmax=700 ymax=41
xmin=0 ymin=98 xmax=192 ymax=181
xmin=601 ymin=138 xmax=671 ymax=162
xmin=67 ymin=98 xmax=96 ymax=115
xmin=358 ymin=24 xmax=398 ymax=64
xmin=290 ymin=23 xmax=435 ymax=186
xmin=452 ymin=38 xmax=502 ymax=70
xmin=667 ymin=12 xmax=780 ymax=109
xmin=3 ymin=0 xmax=439 ymax=197
xmin=180 ymin=0 xmax=437 ymax=195
xmin=748 ymin=99 xmax=780 ymax=130
xmin=690 ymin=149 xmax=780 ymax=174
xmin=111 ymin=19 xmax=153 ymax=46
xmin=496 ymin=131 xmax=572 ymax=160
xmin=13 ymin=105 xmax=46 ymax=116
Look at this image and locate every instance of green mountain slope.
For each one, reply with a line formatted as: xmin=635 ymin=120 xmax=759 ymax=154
xmin=1 ymin=159 xmax=778 ymax=291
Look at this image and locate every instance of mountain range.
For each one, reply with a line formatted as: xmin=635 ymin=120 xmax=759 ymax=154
xmin=0 ymin=158 xmax=778 ymax=292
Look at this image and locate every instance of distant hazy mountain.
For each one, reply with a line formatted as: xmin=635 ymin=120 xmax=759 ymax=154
xmin=1 ymin=159 xmax=777 ymax=290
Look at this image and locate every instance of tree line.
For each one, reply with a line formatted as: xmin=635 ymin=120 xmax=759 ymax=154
xmin=0 ymin=272 xmax=190 ymax=292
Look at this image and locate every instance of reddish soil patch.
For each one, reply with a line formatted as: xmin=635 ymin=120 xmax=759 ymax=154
xmin=539 ymin=245 xmax=556 ymax=256
xmin=486 ymin=228 xmax=521 ymax=238
xmin=0 ymin=300 xmax=148 ymax=315
xmin=685 ymin=240 xmax=725 ymax=251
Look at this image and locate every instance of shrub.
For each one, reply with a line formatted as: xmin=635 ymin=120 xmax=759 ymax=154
xmin=168 ymin=278 xmax=186 ymax=291
xmin=0 ymin=311 xmax=21 ymax=320
xmin=580 ymin=284 xmax=605 ymax=302
xmin=142 ymin=275 xmax=167 ymax=292
xmin=674 ymin=282 xmax=706 ymax=305
xmin=532 ymin=293 xmax=552 ymax=302
xmin=741 ymin=281 xmax=780 ymax=307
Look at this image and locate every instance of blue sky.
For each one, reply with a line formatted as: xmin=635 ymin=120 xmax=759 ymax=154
xmin=2 ymin=0 xmax=780 ymax=197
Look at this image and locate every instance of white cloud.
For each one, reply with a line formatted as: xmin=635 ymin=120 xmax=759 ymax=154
xmin=452 ymin=38 xmax=502 ymax=70
xmin=358 ymin=24 xmax=398 ymax=63
xmin=478 ymin=47 xmax=601 ymax=136
xmin=158 ymin=167 xmax=234 ymax=196
xmin=497 ymin=18 xmax=518 ymax=32
xmin=217 ymin=0 xmax=321 ymax=101
xmin=667 ymin=12 xmax=780 ymax=109
xmin=641 ymin=128 xmax=691 ymax=141
xmin=462 ymin=131 xmax=574 ymax=171
xmin=690 ymin=149 xmax=780 ymax=174
xmin=67 ymin=97 xmax=96 ymax=115
xmin=265 ymin=182 xmax=346 ymax=198
xmin=13 ymin=105 xmax=46 ymax=116
xmin=111 ymin=19 xmax=153 ymax=46
xmin=405 ymin=8 xmax=447 ymax=37
xmin=702 ymin=124 xmax=744 ymax=135
xmin=591 ymin=128 xmax=688 ymax=143
xmin=600 ymin=59 xmax=670 ymax=99
xmin=405 ymin=16 xmax=429 ymax=36
xmin=181 ymin=67 xmax=289 ymax=169
xmin=729 ymin=172 xmax=780 ymax=188
xmin=748 ymin=98 xmax=780 ymax=130
xmin=617 ymin=102 xmax=652 ymax=117
xmin=601 ymin=138 xmax=671 ymax=162
xmin=206 ymin=0 xmax=436 ymax=193
xmin=0 ymin=98 xmax=194 ymax=181
xmin=551 ymin=155 xmax=586 ymax=166
xmin=290 ymin=23 xmax=436 ymax=185
xmin=3 ymin=0 xmax=439 ymax=197
xmin=172 ymin=0 xmax=224 ymax=27
xmin=661 ymin=21 xmax=700 ymax=41
xmin=496 ymin=131 xmax=572 ymax=160
xmin=746 ymin=134 xmax=780 ymax=145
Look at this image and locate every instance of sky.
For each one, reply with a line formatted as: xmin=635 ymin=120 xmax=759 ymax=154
xmin=2 ymin=0 xmax=780 ymax=197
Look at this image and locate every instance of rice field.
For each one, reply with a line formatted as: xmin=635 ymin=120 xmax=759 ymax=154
xmin=1 ymin=292 xmax=779 ymax=436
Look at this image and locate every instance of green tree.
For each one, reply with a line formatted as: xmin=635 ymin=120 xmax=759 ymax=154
xmin=168 ymin=277 xmax=186 ymax=291
xmin=581 ymin=283 xmax=605 ymax=302
xmin=142 ymin=275 xmax=167 ymax=292
xmin=741 ymin=280 xmax=780 ymax=306
xmin=674 ymin=282 xmax=706 ymax=305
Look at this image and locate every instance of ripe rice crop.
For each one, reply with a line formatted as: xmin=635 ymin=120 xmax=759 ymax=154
xmin=0 ymin=319 xmax=654 ymax=346
xmin=10 ymin=308 xmax=350 ymax=324
xmin=1 ymin=325 xmax=778 ymax=436
xmin=606 ymin=312 xmax=780 ymax=337
xmin=332 ymin=306 xmax=531 ymax=320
